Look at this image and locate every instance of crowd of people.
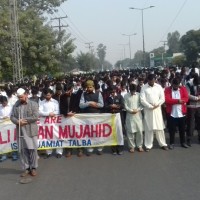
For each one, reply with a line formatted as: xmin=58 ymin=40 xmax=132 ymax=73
xmin=0 ymin=65 xmax=200 ymax=177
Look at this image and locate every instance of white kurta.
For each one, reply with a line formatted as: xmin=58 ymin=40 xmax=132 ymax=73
xmin=124 ymin=92 xmax=143 ymax=133
xmin=140 ymin=83 xmax=165 ymax=131
xmin=0 ymin=105 xmax=12 ymax=119
xmin=140 ymin=83 xmax=167 ymax=149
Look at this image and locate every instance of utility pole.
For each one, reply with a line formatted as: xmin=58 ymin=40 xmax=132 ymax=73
xmin=122 ymin=33 xmax=137 ymax=59
xmin=9 ymin=0 xmax=23 ymax=84
xmin=51 ymin=16 xmax=68 ymax=73
xmin=119 ymin=44 xmax=128 ymax=60
xmin=161 ymin=40 xmax=168 ymax=52
xmin=85 ymin=42 xmax=94 ymax=71
xmin=85 ymin=42 xmax=94 ymax=53
xmin=51 ymin=16 xmax=68 ymax=32
xmin=160 ymin=40 xmax=168 ymax=66
xmin=130 ymin=6 xmax=155 ymax=67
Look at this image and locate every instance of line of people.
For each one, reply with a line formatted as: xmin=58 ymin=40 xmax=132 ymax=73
xmin=0 ymin=66 xmax=200 ymax=173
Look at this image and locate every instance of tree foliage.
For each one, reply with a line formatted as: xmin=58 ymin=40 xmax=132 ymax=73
xmin=0 ymin=0 xmax=76 ymax=81
xmin=21 ymin=0 xmax=67 ymax=14
xmin=103 ymin=60 xmax=112 ymax=71
xmin=172 ymin=55 xmax=186 ymax=66
xmin=180 ymin=29 xmax=200 ymax=64
xmin=97 ymin=44 xmax=106 ymax=63
xmin=151 ymin=46 xmax=165 ymax=57
xmin=0 ymin=1 xmax=12 ymax=80
xmin=77 ymin=52 xmax=98 ymax=72
xmin=167 ymin=31 xmax=180 ymax=55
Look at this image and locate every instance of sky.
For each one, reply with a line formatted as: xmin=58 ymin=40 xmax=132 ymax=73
xmin=48 ymin=0 xmax=200 ymax=65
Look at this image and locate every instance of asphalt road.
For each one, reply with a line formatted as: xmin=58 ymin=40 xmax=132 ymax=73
xmin=1 ymin=136 xmax=200 ymax=200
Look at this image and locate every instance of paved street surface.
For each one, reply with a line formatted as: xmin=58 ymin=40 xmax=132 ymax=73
xmin=1 ymin=137 xmax=200 ymax=200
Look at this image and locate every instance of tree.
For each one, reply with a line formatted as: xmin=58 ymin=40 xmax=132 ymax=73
xmin=172 ymin=55 xmax=186 ymax=66
xmin=167 ymin=31 xmax=180 ymax=55
xmin=102 ymin=60 xmax=112 ymax=71
xmin=76 ymin=52 xmax=98 ymax=72
xmin=21 ymin=0 xmax=67 ymax=14
xmin=97 ymin=43 xmax=106 ymax=71
xmin=151 ymin=46 xmax=165 ymax=57
xmin=115 ymin=58 xmax=132 ymax=69
xmin=133 ymin=50 xmax=143 ymax=67
xmin=0 ymin=1 xmax=13 ymax=81
xmin=19 ymin=9 xmax=58 ymax=75
xmin=0 ymin=1 xmax=75 ymax=81
xmin=180 ymin=29 xmax=200 ymax=64
xmin=58 ymin=31 xmax=76 ymax=72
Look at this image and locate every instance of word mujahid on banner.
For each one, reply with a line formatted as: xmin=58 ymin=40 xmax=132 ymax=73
xmin=0 ymin=113 xmax=124 ymax=154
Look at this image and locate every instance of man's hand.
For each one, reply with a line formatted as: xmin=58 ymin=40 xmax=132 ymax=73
xmin=111 ymin=104 xmax=120 ymax=109
xmin=19 ymin=119 xmax=28 ymax=126
xmin=178 ymin=99 xmax=185 ymax=104
xmin=131 ymin=109 xmax=138 ymax=114
xmin=49 ymin=112 xmax=55 ymax=117
xmin=152 ymin=105 xmax=159 ymax=110
xmin=66 ymin=111 xmax=75 ymax=117
xmin=89 ymin=101 xmax=98 ymax=108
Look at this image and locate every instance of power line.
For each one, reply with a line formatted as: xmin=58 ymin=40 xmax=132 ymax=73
xmin=154 ymin=0 xmax=188 ymax=48
xmin=48 ymin=12 xmax=89 ymax=44
xmin=59 ymin=6 xmax=90 ymax=42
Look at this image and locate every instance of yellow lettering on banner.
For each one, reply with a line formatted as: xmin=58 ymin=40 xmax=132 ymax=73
xmin=111 ymin=114 xmax=117 ymax=145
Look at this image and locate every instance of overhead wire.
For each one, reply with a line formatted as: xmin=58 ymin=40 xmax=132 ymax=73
xmin=59 ymin=6 xmax=90 ymax=43
xmin=46 ymin=11 xmax=87 ymax=45
xmin=154 ymin=0 xmax=188 ymax=48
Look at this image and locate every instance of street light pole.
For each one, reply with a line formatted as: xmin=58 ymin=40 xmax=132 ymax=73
xmin=122 ymin=33 xmax=137 ymax=59
xmin=119 ymin=43 xmax=128 ymax=59
xmin=130 ymin=6 xmax=155 ymax=67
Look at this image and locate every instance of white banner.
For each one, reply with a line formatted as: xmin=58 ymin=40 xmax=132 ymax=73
xmin=0 ymin=113 xmax=124 ymax=154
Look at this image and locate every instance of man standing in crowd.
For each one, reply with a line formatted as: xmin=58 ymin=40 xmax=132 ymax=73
xmin=165 ymin=78 xmax=189 ymax=149
xmin=39 ymin=88 xmax=62 ymax=158
xmin=0 ymin=96 xmax=13 ymax=162
xmin=79 ymin=80 xmax=104 ymax=156
xmin=59 ymin=83 xmax=83 ymax=157
xmin=140 ymin=74 xmax=168 ymax=151
xmin=104 ymin=85 xmax=124 ymax=155
xmin=186 ymin=74 xmax=200 ymax=145
xmin=124 ymin=84 xmax=144 ymax=153
xmin=10 ymin=88 xmax=39 ymax=177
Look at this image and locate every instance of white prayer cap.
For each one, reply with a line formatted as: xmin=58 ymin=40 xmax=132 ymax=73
xmin=16 ymin=88 xmax=25 ymax=96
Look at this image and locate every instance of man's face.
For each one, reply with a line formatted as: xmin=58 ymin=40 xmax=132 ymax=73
xmin=45 ymin=93 xmax=52 ymax=101
xmin=148 ymin=79 xmax=155 ymax=87
xmin=86 ymin=86 xmax=94 ymax=93
xmin=121 ymin=86 xmax=126 ymax=91
xmin=139 ymin=80 xmax=144 ymax=86
xmin=2 ymin=101 xmax=8 ymax=107
xmin=18 ymin=94 xmax=28 ymax=103
xmin=130 ymin=90 xmax=136 ymax=95
xmin=110 ymin=90 xmax=116 ymax=97
xmin=112 ymin=76 xmax=117 ymax=82
xmin=172 ymin=84 xmax=179 ymax=91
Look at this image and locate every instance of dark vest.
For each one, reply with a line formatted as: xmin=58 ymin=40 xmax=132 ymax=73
xmin=186 ymin=82 xmax=195 ymax=96
xmin=82 ymin=91 xmax=100 ymax=113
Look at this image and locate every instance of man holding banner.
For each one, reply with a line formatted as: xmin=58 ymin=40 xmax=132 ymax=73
xmin=39 ymin=88 xmax=62 ymax=158
xmin=79 ymin=80 xmax=104 ymax=156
